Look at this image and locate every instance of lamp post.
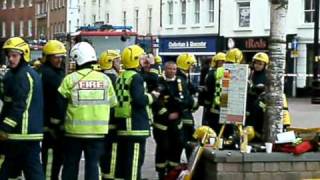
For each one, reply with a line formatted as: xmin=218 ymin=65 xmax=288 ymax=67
xmin=312 ymin=0 xmax=320 ymax=104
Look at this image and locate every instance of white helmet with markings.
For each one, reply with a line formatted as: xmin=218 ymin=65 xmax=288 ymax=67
xmin=70 ymin=42 xmax=97 ymax=66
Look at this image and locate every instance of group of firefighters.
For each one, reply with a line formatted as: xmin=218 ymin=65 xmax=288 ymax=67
xmin=0 ymin=36 xmax=291 ymax=180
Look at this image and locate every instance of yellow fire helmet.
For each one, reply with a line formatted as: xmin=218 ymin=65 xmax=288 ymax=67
xmin=42 ymin=40 xmax=67 ymax=62
xmin=155 ymin=55 xmax=163 ymax=65
xmin=226 ymin=48 xmax=243 ymax=64
xmin=99 ymin=50 xmax=121 ymax=70
xmin=211 ymin=52 xmax=226 ymax=67
xmin=121 ymin=45 xmax=145 ymax=69
xmin=3 ymin=37 xmax=31 ymax=62
xmin=253 ymin=52 xmax=269 ymax=65
xmin=193 ymin=125 xmax=217 ymax=141
xmin=245 ymin=126 xmax=255 ymax=142
xmin=176 ymin=53 xmax=197 ymax=71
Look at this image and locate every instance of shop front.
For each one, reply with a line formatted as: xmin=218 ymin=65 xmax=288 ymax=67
xmin=224 ymin=36 xmax=269 ymax=63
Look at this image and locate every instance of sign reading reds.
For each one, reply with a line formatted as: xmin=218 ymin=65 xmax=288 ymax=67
xmin=245 ymin=38 xmax=267 ymax=49
xmin=225 ymin=37 xmax=269 ymax=51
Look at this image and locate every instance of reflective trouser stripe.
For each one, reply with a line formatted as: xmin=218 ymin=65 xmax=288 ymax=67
xmin=102 ymin=143 xmax=118 ymax=179
xmin=182 ymin=119 xmax=193 ymax=125
xmin=45 ymin=148 xmax=53 ymax=180
xmin=0 ymin=155 xmax=4 ymax=169
xmin=131 ymin=143 xmax=140 ymax=180
xmin=156 ymin=162 xmax=168 ymax=169
xmin=168 ymin=161 xmax=179 ymax=167
xmin=153 ymin=123 xmax=168 ymax=131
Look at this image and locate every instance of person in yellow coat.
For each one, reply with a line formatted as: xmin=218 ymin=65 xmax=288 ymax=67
xmin=58 ymin=42 xmax=118 ymax=180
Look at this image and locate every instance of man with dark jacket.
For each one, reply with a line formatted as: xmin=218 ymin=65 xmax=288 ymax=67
xmin=0 ymin=37 xmax=44 ymax=179
xmin=153 ymin=61 xmax=189 ymax=179
xmin=114 ymin=45 xmax=158 ymax=180
xmin=40 ymin=40 xmax=67 ymax=180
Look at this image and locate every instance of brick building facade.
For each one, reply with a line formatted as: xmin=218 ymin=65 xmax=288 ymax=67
xmin=0 ymin=0 xmax=35 ymax=40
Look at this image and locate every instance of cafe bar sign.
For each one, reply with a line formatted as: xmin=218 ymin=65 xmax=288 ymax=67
xmin=226 ymin=37 xmax=269 ymax=51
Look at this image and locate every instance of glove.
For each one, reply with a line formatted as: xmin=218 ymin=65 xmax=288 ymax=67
xmin=0 ymin=130 xmax=8 ymax=141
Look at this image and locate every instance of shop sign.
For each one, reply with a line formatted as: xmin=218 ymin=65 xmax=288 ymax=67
xmin=159 ymin=36 xmax=217 ymax=54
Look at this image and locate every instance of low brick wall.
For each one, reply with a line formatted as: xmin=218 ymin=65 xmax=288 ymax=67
xmin=194 ymin=149 xmax=320 ymax=180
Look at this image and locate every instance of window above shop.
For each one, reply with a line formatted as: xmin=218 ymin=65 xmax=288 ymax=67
xmin=181 ymin=0 xmax=186 ymax=25
xmin=168 ymin=1 xmax=174 ymax=25
xmin=208 ymin=0 xmax=214 ymax=23
xmin=237 ymin=1 xmax=250 ymax=28
xmin=304 ymin=0 xmax=314 ymax=23
xmin=194 ymin=0 xmax=200 ymax=24
xmin=2 ymin=0 xmax=7 ymax=10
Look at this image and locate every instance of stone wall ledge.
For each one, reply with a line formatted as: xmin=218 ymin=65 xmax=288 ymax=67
xmin=203 ymin=148 xmax=320 ymax=162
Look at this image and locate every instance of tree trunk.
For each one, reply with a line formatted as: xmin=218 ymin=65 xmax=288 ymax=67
xmin=264 ymin=0 xmax=288 ymax=142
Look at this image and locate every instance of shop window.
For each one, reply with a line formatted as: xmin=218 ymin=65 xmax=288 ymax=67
xmin=238 ymin=1 xmax=250 ymax=27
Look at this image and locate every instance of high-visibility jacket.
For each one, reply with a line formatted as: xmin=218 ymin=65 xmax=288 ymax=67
xmin=0 ymin=63 xmax=44 ymax=140
xmin=210 ymin=67 xmax=224 ymax=114
xmin=114 ymin=69 xmax=154 ymax=137
xmin=58 ymin=68 xmax=118 ymax=138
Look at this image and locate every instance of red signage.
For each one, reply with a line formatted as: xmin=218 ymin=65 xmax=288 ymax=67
xmin=245 ymin=38 xmax=268 ymax=50
xmin=226 ymin=37 xmax=269 ymax=51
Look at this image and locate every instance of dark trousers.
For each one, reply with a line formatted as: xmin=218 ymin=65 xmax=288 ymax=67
xmin=100 ymin=130 xmax=118 ymax=180
xmin=0 ymin=141 xmax=44 ymax=180
xmin=182 ymin=124 xmax=195 ymax=159
xmin=42 ymin=132 xmax=64 ymax=180
xmin=61 ymin=137 xmax=104 ymax=180
xmin=115 ymin=136 xmax=146 ymax=180
xmin=153 ymin=124 xmax=184 ymax=175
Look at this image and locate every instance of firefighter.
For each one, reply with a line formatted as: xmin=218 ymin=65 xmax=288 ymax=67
xmin=140 ymin=53 xmax=159 ymax=93
xmin=211 ymin=48 xmax=243 ymax=140
xmin=40 ymin=40 xmax=68 ymax=180
xmin=0 ymin=37 xmax=44 ymax=179
xmin=114 ymin=45 xmax=158 ymax=180
xmin=176 ymin=53 xmax=198 ymax=159
xmin=58 ymin=42 xmax=118 ymax=180
xmin=245 ymin=52 xmax=291 ymax=142
xmin=153 ymin=61 xmax=188 ymax=179
xmin=98 ymin=49 xmax=121 ymax=180
xmin=202 ymin=52 xmax=226 ymax=131
xmin=246 ymin=52 xmax=269 ymax=126
xmin=150 ymin=55 xmax=163 ymax=75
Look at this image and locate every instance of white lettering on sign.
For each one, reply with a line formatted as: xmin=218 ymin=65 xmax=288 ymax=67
xmin=79 ymin=80 xmax=105 ymax=89
xmin=168 ymin=41 xmax=207 ymax=49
